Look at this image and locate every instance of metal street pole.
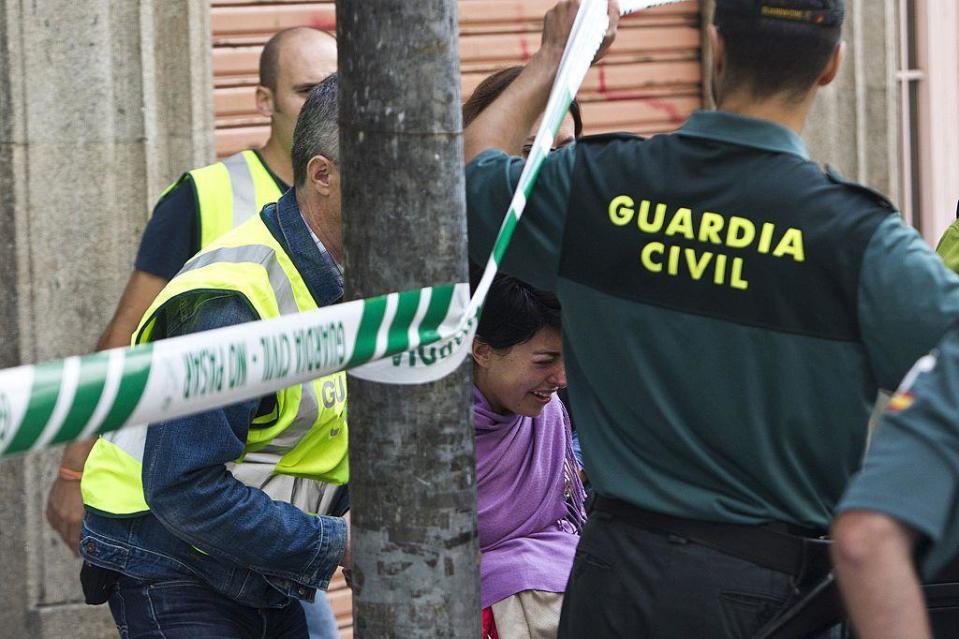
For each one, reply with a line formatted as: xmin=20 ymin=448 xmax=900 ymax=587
xmin=336 ymin=1 xmax=480 ymax=636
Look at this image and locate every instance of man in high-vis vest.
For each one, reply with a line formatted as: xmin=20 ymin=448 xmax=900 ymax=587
xmin=78 ymin=74 xmax=348 ymax=638
xmin=46 ymin=28 xmax=335 ymax=541
xmin=47 ymin=25 xmax=342 ymax=639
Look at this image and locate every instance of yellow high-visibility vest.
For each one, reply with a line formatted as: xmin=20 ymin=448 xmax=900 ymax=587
xmin=82 ymin=213 xmax=348 ymax=516
xmin=936 ymin=219 xmax=959 ymax=273
xmin=189 ymin=150 xmax=285 ymax=250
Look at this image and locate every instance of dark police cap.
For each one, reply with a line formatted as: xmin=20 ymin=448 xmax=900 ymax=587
xmin=715 ymin=0 xmax=844 ymax=27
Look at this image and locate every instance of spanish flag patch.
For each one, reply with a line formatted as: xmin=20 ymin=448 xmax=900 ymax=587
xmin=886 ymin=392 xmax=915 ymax=413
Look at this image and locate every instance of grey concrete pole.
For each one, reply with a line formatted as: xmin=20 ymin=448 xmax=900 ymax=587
xmin=336 ymin=1 xmax=480 ymax=636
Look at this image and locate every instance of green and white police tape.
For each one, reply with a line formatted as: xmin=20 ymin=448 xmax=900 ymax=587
xmin=0 ymin=0 xmax=681 ymax=458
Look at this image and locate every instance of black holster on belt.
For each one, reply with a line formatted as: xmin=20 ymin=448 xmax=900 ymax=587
xmin=758 ymin=550 xmax=959 ymax=638
xmin=80 ymin=562 xmax=120 ymax=605
xmin=756 ymin=573 xmax=845 ymax=639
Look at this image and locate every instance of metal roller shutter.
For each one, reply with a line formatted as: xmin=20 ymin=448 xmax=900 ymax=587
xmin=210 ymin=1 xmax=703 ymax=634
xmin=213 ymin=0 xmax=703 ymax=157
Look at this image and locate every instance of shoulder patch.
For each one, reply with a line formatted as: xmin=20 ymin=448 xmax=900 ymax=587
xmin=576 ymin=131 xmax=645 ymax=146
xmin=824 ymin=166 xmax=896 ymax=212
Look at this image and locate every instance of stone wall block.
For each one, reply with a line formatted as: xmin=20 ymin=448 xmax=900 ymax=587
xmin=805 ymin=0 xmax=899 ymax=200
xmin=0 ymin=1 xmax=212 ymax=635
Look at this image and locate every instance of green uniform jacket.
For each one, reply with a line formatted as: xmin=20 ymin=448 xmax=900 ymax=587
xmin=838 ymin=322 xmax=959 ymax=578
xmin=465 ymin=111 xmax=959 ymax=530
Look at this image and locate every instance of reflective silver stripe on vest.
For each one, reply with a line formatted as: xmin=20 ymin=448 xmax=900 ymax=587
xmin=179 ymin=240 xmax=325 ymax=501
xmin=182 ymin=245 xmax=296 ymax=314
xmin=263 ymin=379 xmax=320 ymax=452
xmin=103 ymin=423 xmax=149 ymax=461
xmin=226 ymin=453 xmax=337 ymax=515
xmin=222 ymin=152 xmax=258 ymax=228
xmin=180 ymin=244 xmax=320 ymax=436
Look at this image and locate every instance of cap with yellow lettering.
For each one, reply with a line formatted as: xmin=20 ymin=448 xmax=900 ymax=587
xmin=715 ymin=0 xmax=844 ymax=27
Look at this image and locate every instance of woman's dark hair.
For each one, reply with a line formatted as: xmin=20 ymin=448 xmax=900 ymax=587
xmin=471 ymin=266 xmax=562 ymax=351
xmin=463 ymin=66 xmax=583 ymax=138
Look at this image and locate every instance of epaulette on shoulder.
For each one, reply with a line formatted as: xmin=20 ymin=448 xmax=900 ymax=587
xmin=576 ymin=131 xmax=645 ymax=145
xmin=824 ymin=165 xmax=896 ymax=212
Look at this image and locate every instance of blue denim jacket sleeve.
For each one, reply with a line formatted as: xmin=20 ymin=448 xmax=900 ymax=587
xmin=141 ymin=292 xmax=347 ymax=590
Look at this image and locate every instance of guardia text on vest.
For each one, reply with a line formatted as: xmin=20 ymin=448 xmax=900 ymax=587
xmin=608 ymin=195 xmax=806 ymax=291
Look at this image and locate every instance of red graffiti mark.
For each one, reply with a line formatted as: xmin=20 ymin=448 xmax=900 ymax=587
xmin=640 ymin=96 xmax=685 ymax=124
xmin=593 ymin=89 xmax=687 ymax=125
xmin=310 ymin=15 xmax=336 ymax=32
xmin=519 ymin=34 xmax=532 ymax=61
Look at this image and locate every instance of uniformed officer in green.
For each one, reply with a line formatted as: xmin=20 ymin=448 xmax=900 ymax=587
xmin=832 ymin=326 xmax=959 ymax=639
xmin=78 ymin=75 xmax=348 ymax=638
xmin=463 ymin=0 xmax=959 ymax=635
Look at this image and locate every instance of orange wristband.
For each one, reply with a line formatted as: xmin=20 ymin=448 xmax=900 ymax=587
xmin=58 ymin=466 xmax=83 ymax=481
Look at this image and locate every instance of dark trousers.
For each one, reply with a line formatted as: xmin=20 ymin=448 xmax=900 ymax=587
xmin=558 ymin=508 xmax=843 ymax=639
xmin=107 ymin=576 xmax=308 ymax=639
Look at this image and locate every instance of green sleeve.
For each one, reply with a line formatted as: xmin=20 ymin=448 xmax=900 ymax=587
xmin=858 ymin=215 xmax=959 ymax=390
xmin=837 ymin=326 xmax=959 ymax=579
xmin=936 ymin=221 xmax=959 ymax=273
xmin=465 ymin=147 xmax=576 ymax=291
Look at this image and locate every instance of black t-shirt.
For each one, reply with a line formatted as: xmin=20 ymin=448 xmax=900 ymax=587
xmin=134 ymin=151 xmax=288 ymax=280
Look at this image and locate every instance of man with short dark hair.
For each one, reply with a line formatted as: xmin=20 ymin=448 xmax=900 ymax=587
xmin=78 ymin=74 xmax=349 ymax=639
xmin=463 ymin=0 xmax=959 ymax=634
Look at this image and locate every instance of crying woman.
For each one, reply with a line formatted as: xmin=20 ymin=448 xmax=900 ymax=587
xmin=472 ymin=273 xmax=587 ymax=639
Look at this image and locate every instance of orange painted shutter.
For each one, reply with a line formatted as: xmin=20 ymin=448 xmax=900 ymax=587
xmin=212 ymin=0 xmax=703 ymax=157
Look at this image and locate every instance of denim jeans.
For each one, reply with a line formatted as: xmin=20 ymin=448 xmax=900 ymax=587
xmin=108 ymin=575 xmax=308 ymax=639
xmin=303 ymin=595 xmax=339 ymax=639
xmin=558 ymin=509 xmax=846 ymax=639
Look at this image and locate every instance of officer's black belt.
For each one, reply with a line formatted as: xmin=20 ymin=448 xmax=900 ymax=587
xmin=591 ymin=495 xmax=830 ymax=578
